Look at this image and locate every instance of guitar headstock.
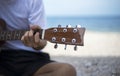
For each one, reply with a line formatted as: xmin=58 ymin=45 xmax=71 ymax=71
xmin=44 ymin=25 xmax=85 ymax=50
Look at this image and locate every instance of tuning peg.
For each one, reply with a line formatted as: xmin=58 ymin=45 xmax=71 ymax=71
xmin=76 ymin=24 xmax=81 ymax=28
xmin=54 ymin=43 xmax=58 ymax=49
xmin=58 ymin=24 xmax=61 ymax=28
xmin=74 ymin=45 xmax=77 ymax=51
xmin=64 ymin=44 xmax=67 ymax=50
xmin=66 ymin=24 xmax=72 ymax=28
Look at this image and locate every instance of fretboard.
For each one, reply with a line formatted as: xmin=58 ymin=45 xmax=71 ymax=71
xmin=0 ymin=30 xmax=43 ymax=41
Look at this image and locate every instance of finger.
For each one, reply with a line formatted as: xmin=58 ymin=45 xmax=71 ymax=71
xmin=30 ymin=25 xmax=41 ymax=30
xmin=33 ymin=32 xmax=40 ymax=48
xmin=24 ymin=31 xmax=29 ymax=42
xmin=21 ymin=31 xmax=29 ymax=42
xmin=34 ymin=32 xmax=40 ymax=44
xmin=22 ymin=31 xmax=32 ymax=46
xmin=28 ymin=30 xmax=34 ymax=43
xmin=21 ymin=35 xmax=24 ymax=43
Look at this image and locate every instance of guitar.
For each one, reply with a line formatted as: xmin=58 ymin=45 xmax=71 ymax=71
xmin=0 ymin=19 xmax=85 ymax=50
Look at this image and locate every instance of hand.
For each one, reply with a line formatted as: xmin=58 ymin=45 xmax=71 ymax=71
xmin=21 ymin=25 xmax=47 ymax=50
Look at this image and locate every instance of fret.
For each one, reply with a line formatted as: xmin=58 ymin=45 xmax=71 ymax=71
xmin=0 ymin=30 xmax=27 ymax=41
xmin=17 ymin=31 xmax=25 ymax=40
xmin=15 ymin=31 xmax=20 ymax=40
xmin=13 ymin=31 xmax=16 ymax=40
xmin=18 ymin=31 xmax=22 ymax=40
xmin=11 ymin=31 xmax=15 ymax=40
xmin=13 ymin=30 xmax=26 ymax=40
xmin=4 ymin=31 xmax=7 ymax=40
xmin=14 ymin=31 xmax=19 ymax=40
xmin=0 ymin=29 xmax=44 ymax=41
xmin=6 ymin=31 xmax=12 ymax=40
xmin=0 ymin=31 xmax=5 ymax=40
xmin=0 ymin=31 xmax=6 ymax=40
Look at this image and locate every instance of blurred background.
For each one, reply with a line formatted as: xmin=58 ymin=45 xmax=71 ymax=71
xmin=43 ymin=0 xmax=120 ymax=76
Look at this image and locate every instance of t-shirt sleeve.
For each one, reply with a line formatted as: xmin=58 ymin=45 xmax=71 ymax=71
xmin=28 ymin=0 xmax=46 ymax=29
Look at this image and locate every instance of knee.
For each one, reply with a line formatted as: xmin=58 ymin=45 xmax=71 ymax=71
xmin=60 ymin=63 xmax=76 ymax=76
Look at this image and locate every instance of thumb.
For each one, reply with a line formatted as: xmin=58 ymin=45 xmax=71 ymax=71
xmin=30 ymin=25 xmax=41 ymax=30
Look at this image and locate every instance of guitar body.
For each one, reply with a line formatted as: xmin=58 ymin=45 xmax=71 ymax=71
xmin=0 ymin=19 xmax=6 ymax=47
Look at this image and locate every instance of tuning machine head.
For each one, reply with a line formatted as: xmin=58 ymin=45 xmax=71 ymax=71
xmin=64 ymin=44 xmax=67 ymax=50
xmin=66 ymin=24 xmax=72 ymax=28
xmin=76 ymin=24 xmax=81 ymax=28
xmin=74 ymin=45 xmax=77 ymax=51
xmin=58 ymin=24 xmax=61 ymax=28
xmin=54 ymin=43 xmax=58 ymax=49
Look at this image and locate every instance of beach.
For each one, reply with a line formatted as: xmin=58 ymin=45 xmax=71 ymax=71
xmin=43 ymin=31 xmax=120 ymax=76
xmin=43 ymin=31 xmax=120 ymax=57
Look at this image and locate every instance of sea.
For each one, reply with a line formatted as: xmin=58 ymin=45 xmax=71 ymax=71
xmin=46 ymin=16 xmax=120 ymax=32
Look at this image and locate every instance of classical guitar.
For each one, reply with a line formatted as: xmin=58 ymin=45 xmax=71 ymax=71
xmin=0 ymin=19 xmax=85 ymax=50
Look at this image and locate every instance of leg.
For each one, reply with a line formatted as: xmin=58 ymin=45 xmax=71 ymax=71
xmin=33 ymin=62 xmax=76 ymax=76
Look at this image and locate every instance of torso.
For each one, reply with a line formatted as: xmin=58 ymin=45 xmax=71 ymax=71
xmin=0 ymin=0 xmax=45 ymax=52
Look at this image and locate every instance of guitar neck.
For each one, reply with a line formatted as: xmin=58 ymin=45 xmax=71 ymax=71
xmin=0 ymin=26 xmax=85 ymax=46
xmin=0 ymin=29 xmax=43 ymax=41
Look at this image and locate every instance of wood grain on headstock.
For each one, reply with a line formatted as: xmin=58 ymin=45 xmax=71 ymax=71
xmin=44 ymin=27 xmax=85 ymax=46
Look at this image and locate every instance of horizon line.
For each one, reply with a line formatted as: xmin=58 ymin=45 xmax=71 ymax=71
xmin=46 ymin=15 xmax=120 ymax=18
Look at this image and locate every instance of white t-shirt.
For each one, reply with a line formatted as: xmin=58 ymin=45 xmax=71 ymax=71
xmin=0 ymin=0 xmax=46 ymax=52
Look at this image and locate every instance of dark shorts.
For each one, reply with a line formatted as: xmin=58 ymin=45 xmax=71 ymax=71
xmin=0 ymin=50 xmax=53 ymax=76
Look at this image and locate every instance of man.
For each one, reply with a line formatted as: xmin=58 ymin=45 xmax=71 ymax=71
xmin=0 ymin=0 xmax=76 ymax=76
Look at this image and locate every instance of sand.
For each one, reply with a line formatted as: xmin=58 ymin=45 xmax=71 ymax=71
xmin=51 ymin=56 xmax=120 ymax=76
xmin=43 ymin=30 xmax=120 ymax=57
xmin=42 ymin=31 xmax=120 ymax=76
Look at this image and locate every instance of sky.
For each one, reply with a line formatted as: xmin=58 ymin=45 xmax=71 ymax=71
xmin=43 ymin=0 xmax=120 ymax=17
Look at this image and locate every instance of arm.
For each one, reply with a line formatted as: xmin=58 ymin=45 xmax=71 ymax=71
xmin=21 ymin=0 xmax=47 ymax=50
